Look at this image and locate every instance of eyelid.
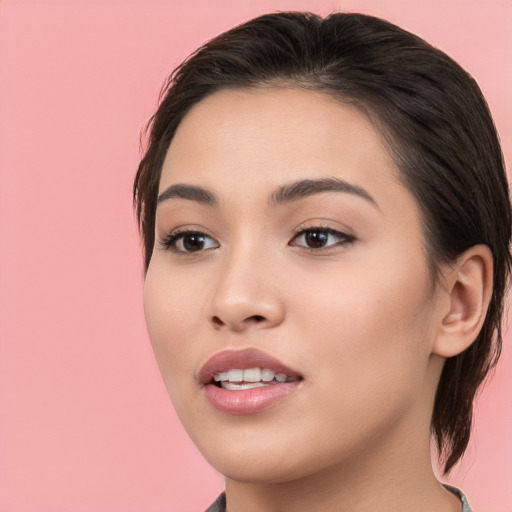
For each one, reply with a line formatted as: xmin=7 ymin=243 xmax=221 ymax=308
xmin=157 ymin=222 xmax=355 ymax=254
xmin=158 ymin=226 xmax=220 ymax=253
xmin=289 ymin=224 xmax=356 ymax=250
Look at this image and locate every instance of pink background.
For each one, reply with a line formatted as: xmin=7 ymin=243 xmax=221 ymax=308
xmin=0 ymin=1 xmax=510 ymax=511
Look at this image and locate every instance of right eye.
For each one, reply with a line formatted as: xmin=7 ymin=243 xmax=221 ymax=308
xmin=160 ymin=230 xmax=219 ymax=253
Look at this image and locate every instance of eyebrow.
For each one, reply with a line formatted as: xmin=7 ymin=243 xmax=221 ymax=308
xmin=269 ymin=178 xmax=378 ymax=208
xmin=157 ymin=177 xmax=377 ymax=209
xmin=157 ymin=184 xmax=217 ymax=206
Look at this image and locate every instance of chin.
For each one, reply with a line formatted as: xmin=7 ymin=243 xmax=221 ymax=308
xmin=194 ymin=432 xmax=340 ymax=485
xmin=212 ymin=457 xmax=310 ymax=485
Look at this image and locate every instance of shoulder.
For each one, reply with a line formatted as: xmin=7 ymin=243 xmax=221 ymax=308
xmin=204 ymin=489 xmax=472 ymax=512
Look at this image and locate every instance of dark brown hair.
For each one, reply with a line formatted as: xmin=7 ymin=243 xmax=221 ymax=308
xmin=133 ymin=12 xmax=511 ymax=473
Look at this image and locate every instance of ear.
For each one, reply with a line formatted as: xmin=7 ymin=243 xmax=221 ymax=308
xmin=433 ymin=245 xmax=494 ymax=358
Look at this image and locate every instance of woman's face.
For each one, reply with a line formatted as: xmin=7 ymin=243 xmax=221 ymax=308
xmin=144 ymin=88 xmax=445 ymax=482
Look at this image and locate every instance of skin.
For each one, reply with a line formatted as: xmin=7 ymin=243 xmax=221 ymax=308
xmin=144 ymin=88 xmax=491 ymax=511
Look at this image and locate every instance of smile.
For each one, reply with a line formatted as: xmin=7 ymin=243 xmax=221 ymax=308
xmin=200 ymin=349 xmax=303 ymax=414
xmin=214 ymin=368 xmax=299 ymax=389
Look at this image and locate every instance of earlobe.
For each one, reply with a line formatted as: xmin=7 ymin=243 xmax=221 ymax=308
xmin=433 ymin=245 xmax=494 ymax=358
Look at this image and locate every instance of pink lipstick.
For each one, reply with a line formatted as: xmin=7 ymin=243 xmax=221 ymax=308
xmin=199 ymin=348 xmax=302 ymax=414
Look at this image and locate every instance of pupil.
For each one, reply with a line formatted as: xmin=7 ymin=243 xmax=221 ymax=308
xmin=305 ymin=231 xmax=328 ymax=248
xmin=183 ymin=234 xmax=205 ymax=251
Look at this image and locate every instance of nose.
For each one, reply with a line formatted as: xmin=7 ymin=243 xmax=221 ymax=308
xmin=207 ymin=251 xmax=285 ymax=332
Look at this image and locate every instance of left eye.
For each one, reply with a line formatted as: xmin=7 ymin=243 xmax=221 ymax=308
xmin=290 ymin=228 xmax=353 ymax=249
xmin=162 ymin=231 xmax=219 ymax=253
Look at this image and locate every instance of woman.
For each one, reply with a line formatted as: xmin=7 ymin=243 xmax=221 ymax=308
xmin=134 ymin=12 xmax=510 ymax=511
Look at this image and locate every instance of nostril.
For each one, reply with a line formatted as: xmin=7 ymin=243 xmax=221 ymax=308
xmin=249 ymin=315 xmax=265 ymax=323
xmin=210 ymin=312 xmax=274 ymax=330
xmin=212 ymin=316 xmax=224 ymax=326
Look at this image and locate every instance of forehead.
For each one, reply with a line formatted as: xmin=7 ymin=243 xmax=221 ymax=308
xmin=159 ymin=87 xmax=411 ymax=213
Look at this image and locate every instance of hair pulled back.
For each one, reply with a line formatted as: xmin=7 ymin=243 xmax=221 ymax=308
xmin=134 ymin=11 xmax=511 ymax=473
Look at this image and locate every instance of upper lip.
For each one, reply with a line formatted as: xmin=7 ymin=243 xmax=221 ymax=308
xmin=198 ymin=348 xmax=302 ymax=385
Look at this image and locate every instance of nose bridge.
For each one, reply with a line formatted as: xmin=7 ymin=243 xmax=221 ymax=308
xmin=207 ymin=239 xmax=284 ymax=331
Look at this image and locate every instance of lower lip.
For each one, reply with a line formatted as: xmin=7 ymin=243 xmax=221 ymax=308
xmin=204 ymin=381 xmax=301 ymax=414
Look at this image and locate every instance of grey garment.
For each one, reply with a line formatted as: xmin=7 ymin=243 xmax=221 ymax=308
xmin=204 ymin=486 xmax=472 ymax=511
xmin=205 ymin=493 xmax=225 ymax=512
xmin=444 ymin=485 xmax=472 ymax=512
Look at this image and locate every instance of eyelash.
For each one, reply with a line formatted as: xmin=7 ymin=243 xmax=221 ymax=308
xmin=159 ymin=228 xmax=219 ymax=253
xmin=159 ymin=226 xmax=355 ymax=254
xmin=290 ymin=225 xmax=355 ymax=251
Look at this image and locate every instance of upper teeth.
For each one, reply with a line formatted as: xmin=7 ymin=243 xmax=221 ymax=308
xmin=214 ymin=368 xmax=290 ymax=383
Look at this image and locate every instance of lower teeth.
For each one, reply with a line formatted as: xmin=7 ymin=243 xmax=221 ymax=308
xmin=220 ymin=382 xmax=268 ymax=391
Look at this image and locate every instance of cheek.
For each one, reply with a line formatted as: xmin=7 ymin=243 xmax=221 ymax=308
xmin=292 ymin=250 xmax=435 ymax=401
xmin=143 ymin=260 xmax=204 ymax=380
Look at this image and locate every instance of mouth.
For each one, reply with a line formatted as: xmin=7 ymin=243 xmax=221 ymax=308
xmin=199 ymin=348 xmax=303 ymax=414
xmin=214 ymin=367 xmax=300 ymax=390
